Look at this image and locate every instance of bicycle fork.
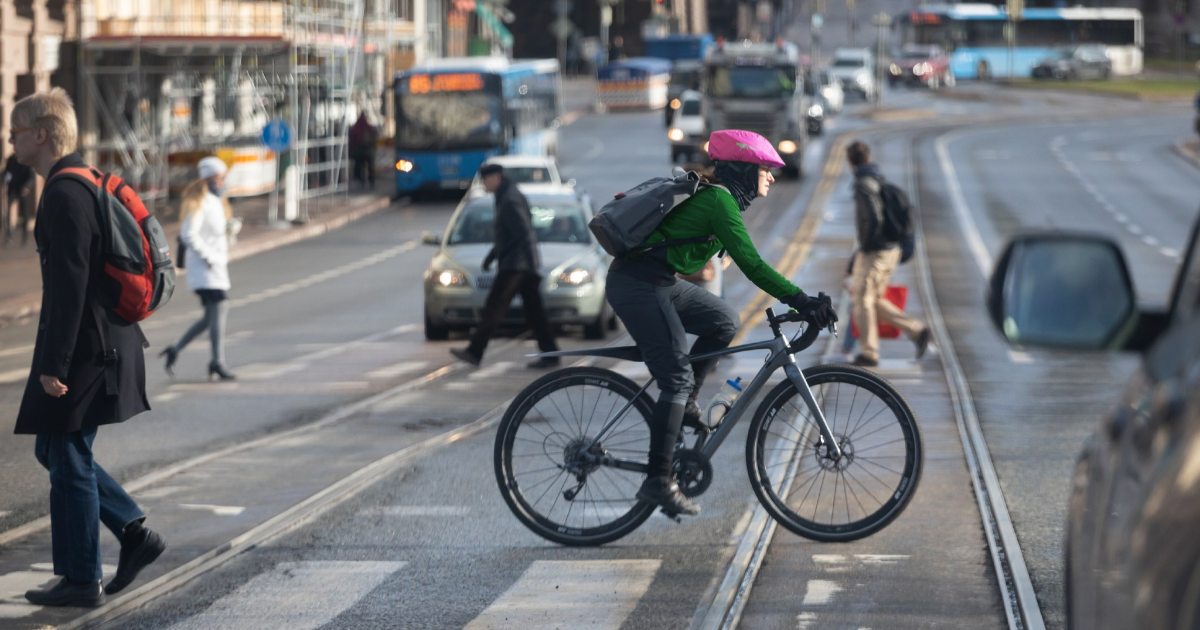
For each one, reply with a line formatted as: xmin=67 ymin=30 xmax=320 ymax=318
xmin=783 ymin=362 xmax=844 ymax=460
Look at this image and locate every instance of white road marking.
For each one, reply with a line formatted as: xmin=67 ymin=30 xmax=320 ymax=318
xmin=361 ymin=506 xmax=471 ymax=517
xmin=153 ymin=392 xmax=183 ymax=403
xmin=1143 ymin=236 xmax=1159 ymax=247
xmin=1127 ymin=224 xmax=1143 ymax=236
xmin=0 ymin=368 xmax=28 ymax=385
xmin=801 ymin=580 xmax=843 ymax=606
xmin=365 ymin=360 xmax=430 ymax=380
xmin=464 ymin=560 xmax=660 ymax=630
xmin=796 ymin=612 xmax=819 ymax=629
xmin=1161 ymin=247 xmax=1180 ymax=259
xmin=1007 ymin=350 xmax=1035 ymax=364
xmin=163 ymin=561 xmax=404 ymax=630
xmin=179 ymin=504 xmax=246 ymax=516
xmin=468 ymin=361 xmax=515 ymax=380
xmin=0 ymin=564 xmax=115 ymax=619
xmin=238 ymin=362 xmax=309 ymax=380
xmin=855 ymin=554 xmax=909 ymax=565
xmin=935 ymin=133 xmax=994 ymax=276
xmin=0 ymin=344 xmax=33 ymax=358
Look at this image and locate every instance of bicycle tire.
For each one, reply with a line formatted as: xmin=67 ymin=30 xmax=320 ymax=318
xmin=746 ymin=364 xmax=923 ymax=542
xmin=494 ymin=366 xmax=657 ymax=546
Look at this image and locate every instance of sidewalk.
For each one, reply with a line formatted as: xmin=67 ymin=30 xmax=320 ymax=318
xmin=0 ymin=189 xmax=393 ymax=327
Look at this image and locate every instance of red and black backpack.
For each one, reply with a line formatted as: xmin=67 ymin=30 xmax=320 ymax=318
xmin=48 ymin=166 xmax=176 ymax=323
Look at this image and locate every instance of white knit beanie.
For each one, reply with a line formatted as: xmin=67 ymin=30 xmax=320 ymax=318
xmin=197 ymin=156 xmax=229 ymax=179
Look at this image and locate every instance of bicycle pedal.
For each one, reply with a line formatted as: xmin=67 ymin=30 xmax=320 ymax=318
xmin=660 ymin=509 xmax=682 ymax=523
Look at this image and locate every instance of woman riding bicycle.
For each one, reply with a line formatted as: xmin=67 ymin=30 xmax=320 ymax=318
xmin=608 ymin=129 xmax=838 ymax=517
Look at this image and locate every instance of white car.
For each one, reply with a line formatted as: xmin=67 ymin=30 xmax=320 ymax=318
xmin=818 ymin=70 xmax=844 ymax=114
xmin=829 ymin=49 xmax=877 ymax=101
xmin=466 ymin=155 xmax=572 ymax=198
xmin=422 ymin=187 xmax=616 ymax=341
xmin=668 ymin=89 xmax=706 ymax=163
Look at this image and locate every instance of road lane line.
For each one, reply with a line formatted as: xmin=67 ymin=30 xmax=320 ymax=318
xmin=801 ymin=580 xmax=843 ymax=606
xmin=365 ymin=360 xmax=430 ymax=380
xmin=179 ymin=504 xmax=246 ymax=517
xmin=915 ymin=134 xmax=1045 ymax=630
xmin=1007 ymin=350 xmax=1034 ymax=364
xmin=0 ymin=344 xmax=33 ymax=358
xmin=0 ymin=564 xmax=116 ymax=619
xmin=463 ymin=560 xmax=660 ymax=630
xmin=934 ymin=132 xmax=994 ymax=277
xmin=163 ymin=561 xmax=404 ymax=630
xmin=0 ymin=368 xmax=28 ymax=384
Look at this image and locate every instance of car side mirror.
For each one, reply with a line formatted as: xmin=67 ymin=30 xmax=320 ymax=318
xmin=987 ymin=234 xmax=1140 ymax=350
xmin=422 ymin=231 xmax=441 ymax=246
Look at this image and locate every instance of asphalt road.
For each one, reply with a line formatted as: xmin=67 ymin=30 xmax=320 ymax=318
xmin=1 ymin=68 xmax=1197 ymax=630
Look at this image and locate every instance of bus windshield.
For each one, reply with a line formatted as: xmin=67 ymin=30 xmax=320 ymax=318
xmin=707 ymin=66 xmax=797 ymax=98
xmin=395 ymin=91 xmax=501 ymax=151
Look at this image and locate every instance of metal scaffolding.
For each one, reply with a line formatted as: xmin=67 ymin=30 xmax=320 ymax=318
xmin=77 ymin=0 xmax=419 ymax=218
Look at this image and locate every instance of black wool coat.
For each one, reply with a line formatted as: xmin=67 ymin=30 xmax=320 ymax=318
xmin=483 ymin=177 xmax=541 ymax=273
xmin=14 ymin=154 xmax=150 ymax=435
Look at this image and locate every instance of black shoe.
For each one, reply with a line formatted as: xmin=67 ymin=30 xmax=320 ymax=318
xmin=526 ymin=356 xmax=561 ymax=369
xmin=208 ymin=363 xmax=237 ymax=381
xmin=636 ymin=477 xmax=701 ymax=516
xmin=914 ymin=328 xmax=932 ymax=359
xmin=450 ymin=348 xmax=482 ymax=367
xmin=25 ymin=577 xmax=105 ymax=607
xmin=851 ymin=355 xmax=879 ymax=368
xmin=681 ymin=401 xmax=707 ymax=431
xmin=105 ymin=528 xmax=166 ymax=595
xmin=160 ymin=347 xmax=178 ymax=377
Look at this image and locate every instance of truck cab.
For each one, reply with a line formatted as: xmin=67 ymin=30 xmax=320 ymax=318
xmin=703 ymin=40 xmax=809 ymax=178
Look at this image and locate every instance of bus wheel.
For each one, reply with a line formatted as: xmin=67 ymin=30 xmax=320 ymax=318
xmin=977 ymin=61 xmax=990 ymax=81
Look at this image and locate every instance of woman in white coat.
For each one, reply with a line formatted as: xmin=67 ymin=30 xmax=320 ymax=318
xmin=161 ymin=157 xmax=236 ymax=380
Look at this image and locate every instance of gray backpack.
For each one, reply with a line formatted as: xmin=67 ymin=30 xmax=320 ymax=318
xmin=589 ymin=170 xmax=722 ymax=257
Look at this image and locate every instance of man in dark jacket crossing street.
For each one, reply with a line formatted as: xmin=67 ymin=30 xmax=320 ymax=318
xmin=450 ymin=164 xmax=560 ymax=369
xmin=10 ymin=89 xmax=165 ymax=607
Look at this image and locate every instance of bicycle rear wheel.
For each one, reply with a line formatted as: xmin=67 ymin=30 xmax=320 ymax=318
xmin=746 ymin=364 xmax=923 ymax=542
xmin=494 ymin=366 xmax=657 ymax=546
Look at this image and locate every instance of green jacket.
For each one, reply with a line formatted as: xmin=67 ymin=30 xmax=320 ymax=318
xmin=643 ymin=186 xmax=800 ymax=299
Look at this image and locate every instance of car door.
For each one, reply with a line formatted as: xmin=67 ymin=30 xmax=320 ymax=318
xmin=1090 ymin=218 xmax=1200 ymax=630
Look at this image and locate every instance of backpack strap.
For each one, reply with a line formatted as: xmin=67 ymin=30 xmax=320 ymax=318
xmin=633 ymin=234 xmax=717 ymax=254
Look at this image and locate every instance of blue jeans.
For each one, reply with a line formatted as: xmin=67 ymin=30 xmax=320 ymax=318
xmin=34 ymin=428 xmax=145 ymax=582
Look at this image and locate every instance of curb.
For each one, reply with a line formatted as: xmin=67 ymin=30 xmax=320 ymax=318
xmin=0 ymin=195 xmax=395 ymax=327
xmin=1175 ymin=138 xmax=1200 ymax=170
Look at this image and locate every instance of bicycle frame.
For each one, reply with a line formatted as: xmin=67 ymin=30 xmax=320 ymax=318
xmin=584 ymin=322 xmax=842 ymax=474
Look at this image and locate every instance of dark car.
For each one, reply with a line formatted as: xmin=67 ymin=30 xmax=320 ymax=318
xmin=987 ymin=216 xmax=1200 ymax=630
xmin=888 ymin=45 xmax=954 ymax=88
xmin=1031 ymin=44 xmax=1112 ymax=80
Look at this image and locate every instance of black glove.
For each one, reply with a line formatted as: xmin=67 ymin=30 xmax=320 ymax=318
xmin=782 ymin=291 xmax=838 ymax=330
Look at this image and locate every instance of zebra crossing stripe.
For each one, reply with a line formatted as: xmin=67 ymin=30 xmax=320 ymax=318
xmin=464 ymin=560 xmax=661 ymax=630
xmin=164 ymin=561 xmax=403 ymax=630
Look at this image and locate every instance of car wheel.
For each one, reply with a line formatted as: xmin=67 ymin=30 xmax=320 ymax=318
xmin=424 ymin=311 xmax=450 ymax=341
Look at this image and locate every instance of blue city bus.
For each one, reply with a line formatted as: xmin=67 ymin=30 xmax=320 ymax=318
xmin=393 ymin=57 xmax=561 ymax=194
xmin=897 ymin=4 xmax=1143 ymax=80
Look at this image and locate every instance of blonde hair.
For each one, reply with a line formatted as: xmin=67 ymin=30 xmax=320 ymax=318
xmin=179 ymin=179 xmax=232 ymax=223
xmin=12 ymin=88 xmax=78 ymax=156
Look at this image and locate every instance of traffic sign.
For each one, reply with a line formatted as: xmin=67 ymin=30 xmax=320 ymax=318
xmin=261 ymin=119 xmax=293 ymax=153
xmin=812 ymin=13 xmax=824 ymax=30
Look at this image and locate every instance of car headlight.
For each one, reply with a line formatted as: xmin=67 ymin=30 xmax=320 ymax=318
xmin=914 ymin=62 xmax=930 ymax=75
xmin=889 ymin=64 xmax=901 ymax=75
xmin=806 ymin=104 xmax=823 ymax=118
xmin=670 ymin=98 xmax=681 ymax=110
xmin=396 ymin=159 xmax=415 ymax=173
xmin=778 ymin=140 xmax=797 ymax=154
xmin=431 ymin=268 xmax=468 ymax=288
xmin=856 ymin=74 xmax=870 ymax=85
xmin=557 ymin=266 xmax=593 ymax=286
xmin=668 ymin=128 xmax=685 ymax=142
xmin=702 ymin=140 xmax=710 ymax=153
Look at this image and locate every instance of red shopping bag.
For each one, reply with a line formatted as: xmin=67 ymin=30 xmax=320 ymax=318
xmin=851 ymin=286 xmax=908 ymax=339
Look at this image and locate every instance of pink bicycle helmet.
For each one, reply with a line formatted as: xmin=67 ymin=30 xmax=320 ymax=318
xmin=707 ymin=129 xmax=785 ymax=169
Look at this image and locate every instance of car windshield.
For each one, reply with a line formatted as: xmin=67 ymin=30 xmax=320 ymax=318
xmin=395 ymin=91 xmax=501 ymax=151
xmin=899 ymin=49 xmax=935 ymax=59
xmin=832 ymin=58 xmax=865 ymax=68
xmin=680 ymin=99 xmax=701 ymax=116
xmin=707 ymin=65 xmax=797 ymax=98
xmin=448 ymin=199 xmax=591 ymax=245
xmin=504 ymin=167 xmax=552 ymax=185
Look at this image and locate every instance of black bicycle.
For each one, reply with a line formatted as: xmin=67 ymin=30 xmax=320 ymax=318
xmin=494 ymin=308 xmax=923 ymax=546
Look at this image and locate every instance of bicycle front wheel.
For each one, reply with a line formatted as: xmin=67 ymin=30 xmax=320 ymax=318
xmin=746 ymin=364 xmax=923 ymax=542
xmin=494 ymin=366 xmax=656 ymax=546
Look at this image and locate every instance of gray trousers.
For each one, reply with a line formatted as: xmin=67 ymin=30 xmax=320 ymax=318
xmin=607 ymin=271 xmax=740 ymax=405
xmin=173 ymin=290 xmax=229 ymax=367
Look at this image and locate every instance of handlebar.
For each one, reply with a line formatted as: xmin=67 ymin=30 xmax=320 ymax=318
xmin=766 ymin=295 xmax=838 ymax=354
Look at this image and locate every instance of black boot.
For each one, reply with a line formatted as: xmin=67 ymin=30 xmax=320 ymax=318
xmin=208 ymin=363 xmax=237 ymax=381
xmin=25 ymin=577 xmax=105 ymax=607
xmin=637 ymin=476 xmax=701 ymax=516
xmin=106 ymin=524 xmax=166 ymax=595
xmin=682 ymin=399 xmax=706 ymax=431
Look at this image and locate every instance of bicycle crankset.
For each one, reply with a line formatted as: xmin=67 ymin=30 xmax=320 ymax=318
xmin=672 ymin=448 xmax=713 ymax=498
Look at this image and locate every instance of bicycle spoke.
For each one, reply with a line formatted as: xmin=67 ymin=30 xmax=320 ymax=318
xmin=856 ymin=456 xmax=904 ymax=477
xmin=855 ymin=436 xmax=907 ymax=453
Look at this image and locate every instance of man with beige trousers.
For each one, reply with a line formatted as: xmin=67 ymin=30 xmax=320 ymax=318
xmin=846 ymin=140 xmax=931 ymax=368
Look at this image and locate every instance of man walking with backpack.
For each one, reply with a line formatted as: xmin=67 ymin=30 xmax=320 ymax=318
xmin=10 ymin=89 xmax=166 ymax=607
xmin=450 ymin=163 xmax=560 ymax=369
xmin=847 ymin=140 xmax=930 ymax=368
